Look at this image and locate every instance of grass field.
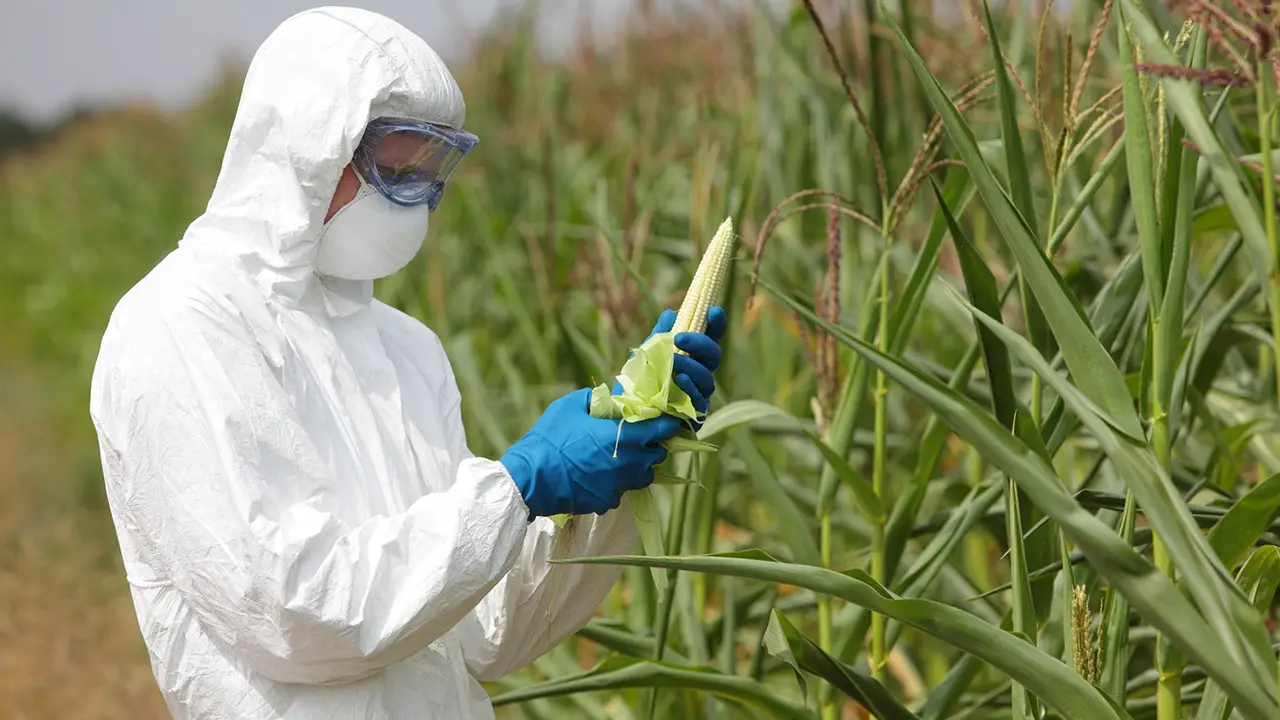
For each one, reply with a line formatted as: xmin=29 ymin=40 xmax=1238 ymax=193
xmin=4 ymin=1 xmax=1280 ymax=718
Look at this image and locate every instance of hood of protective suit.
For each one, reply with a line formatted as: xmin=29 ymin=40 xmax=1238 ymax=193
xmin=181 ymin=5 xmax=465 ymax=313
xmin=89 ymin=8 xmax=636 ymax=720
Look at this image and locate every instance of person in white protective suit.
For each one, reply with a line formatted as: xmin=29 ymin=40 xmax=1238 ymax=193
xmin=87 ymin=7 xmax=727 ymax=719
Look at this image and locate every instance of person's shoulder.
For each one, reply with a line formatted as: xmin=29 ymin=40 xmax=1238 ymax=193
xmin=91 ymin=251 xmax=214 ymax=416
xmin=370 ymin=300 xmax=445 ymax=354
xmin=96 ymin=249 xmax=260 ymax=381
xmin=105 ymin=251 xmax=232 ymax=338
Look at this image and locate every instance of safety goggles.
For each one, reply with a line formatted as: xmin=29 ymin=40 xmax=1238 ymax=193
xmin=351 ymin=117 xmax=479 ymax=210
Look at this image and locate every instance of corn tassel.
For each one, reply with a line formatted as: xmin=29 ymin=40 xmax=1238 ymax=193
xmin=576 ymin=216 xmax=736 ymax=596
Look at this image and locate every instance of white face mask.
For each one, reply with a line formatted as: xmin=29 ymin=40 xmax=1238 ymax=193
xmin=314 ymin=170 xmax=431 ymax=280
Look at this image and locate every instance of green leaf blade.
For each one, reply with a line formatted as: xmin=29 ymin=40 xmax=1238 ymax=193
xmin=765 ymin=610 xmax=920 ymax=720
xmin=760 ymin=277 xmax=1280 ymax=719
xmin=561 ymin=551 xmax=1128 ymax=720
xmin=879 ymin=0 xmax=1145 ymax=443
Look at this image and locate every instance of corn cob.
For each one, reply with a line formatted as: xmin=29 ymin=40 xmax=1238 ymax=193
xmin=672 ymin=216 xmax=735 ymax=339
xmin=548 ymin=217 xmax=736 ymax=594
xmin=594 ymin=217 xmax=736 ymax=596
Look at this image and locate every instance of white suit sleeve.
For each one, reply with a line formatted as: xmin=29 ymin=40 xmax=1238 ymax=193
xmin=91 ymin=306 xmax=533 ymax=686
xmin=433 ymin=361 xmax=639 ymax=681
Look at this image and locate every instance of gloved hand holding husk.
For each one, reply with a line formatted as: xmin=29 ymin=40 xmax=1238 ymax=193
xmin=500 ymin=218 xmax=735 ymax=596
xmin=497 ymin=306 xmax=726 ymax=518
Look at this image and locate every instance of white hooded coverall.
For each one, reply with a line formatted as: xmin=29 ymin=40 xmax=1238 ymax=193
xmin=88 ymin=7 xmax=636 ymax=718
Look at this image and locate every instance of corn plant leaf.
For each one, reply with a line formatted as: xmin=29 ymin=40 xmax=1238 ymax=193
xmin=764 ymin=609 xmax=920 ymax=720
xmin=802 ymin=429 xmax=883 ymax=521
xmin=1156 ymin=20 xmax=1205 ymax=317
xmin=879 ymin=479 xmax=1004 ymax=652
xmin=935 ymin=178 xmax=1017 ymax=428
xmin=630 ymin=490 xmax=668 ymax=597
xmin=835 ymin=343 xmax=984 ymax=666
xmin=1116 ymin=7 xmax=1163 ymax=310
xmin=980 ymin=0 xmax=1051 ymax=384
xmin=918 ymin=655 xmax=984 ymax=720
xmin=1058 ymin=532 xmax=1077 ymax=674
xmin=883 ymin=5 xmax=1279 ymax=694
xmin=879 ymin=0 xmax=1144 ymax=441
xmin=696 ymin=399 xmax=807 ymax=441
xmin=663 ymin=435 xmax=719 ymax=454
xmin=558 ymin=549 xmax=1129 ymax=720
xmin=980 ymin=0 xmax=1035 ymax=231
xmin=1195 ymin=546 xmax=1280 ymax=720
xmin=489 ymin=656 xmax=810 ymax=720
xmin=731 ymin=426 xmax=823 ymax=567
xmin=949 ymin=287 xmax=1279 ymax=694
xmin=693 ymin=399 xmax=881 ymax=521
xmin=576 ymin=620 xmax=691 ymax=665
xmin=758 ymin=276 xmax=1280 ymax=719
xmin=1180 ymin=283 xmax=1259 ymax=416
xmin=933 ymin=179 xmax=1043 ymax=666
xmin=1099 ymin=492 xmax=1137 ymax=701
xmin=1191 ymin=204 xmax=1239 ymax=236
xmin=1120 ymin=0 xmax=1272 ymax=299
xmin=1207 ymin=473 xmax=1280 ymax=570
xmin=1155 ymin=23 xmax=1204 ymax=462
xmin=1238 ymin=544 xmax=1280 ymax=630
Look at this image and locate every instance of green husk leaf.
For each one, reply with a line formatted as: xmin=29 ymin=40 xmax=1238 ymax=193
xmin=588 ymin=333 xmax=711 ymax=599
xmin=586 ymin=331 xmax=714 ymax=599
xmin=594 ymin=332 xmax=700 ymax=425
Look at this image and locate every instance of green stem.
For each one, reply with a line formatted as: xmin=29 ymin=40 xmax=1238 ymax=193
xmin=818 ymin=513 xmax=834 ymax=720
xmin=870 ymin=236 xmax=890 ymax=682
xmin=1153 ymin=366 xmax=1183 ymax=720
xmin=814 ymin=256 xmax=880 ymax=717
xmin=1260 ymin=64 xmax=1280 ymax=408
xmin=1154 ymin=535 xmax=1181 ymax=720
xmin=647 ymin=478 xmax=694 ymax=719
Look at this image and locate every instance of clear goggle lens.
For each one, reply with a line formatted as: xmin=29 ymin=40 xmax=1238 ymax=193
xmin=352 ymin=117 xmax=478 ymax=210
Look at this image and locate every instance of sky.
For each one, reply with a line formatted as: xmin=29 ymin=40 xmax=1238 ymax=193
xmin=2 ymin=0 xmax=777 ymax=125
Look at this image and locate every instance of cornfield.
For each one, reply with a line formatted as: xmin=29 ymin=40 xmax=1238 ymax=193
xmin=4 ymin=1 xmax=1280 ymax=718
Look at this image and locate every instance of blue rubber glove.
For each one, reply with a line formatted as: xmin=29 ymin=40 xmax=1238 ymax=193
xmin=500 ymin=388 xmax=684 ymax=518
xmin=615 ymin=306 xmax=728 ymax=424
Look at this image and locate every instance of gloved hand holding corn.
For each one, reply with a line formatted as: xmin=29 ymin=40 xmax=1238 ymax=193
xmin=585 ymin=217 xmax=736 ymax=593
xmin=500 ymin=218 xmax=734 ymax=595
